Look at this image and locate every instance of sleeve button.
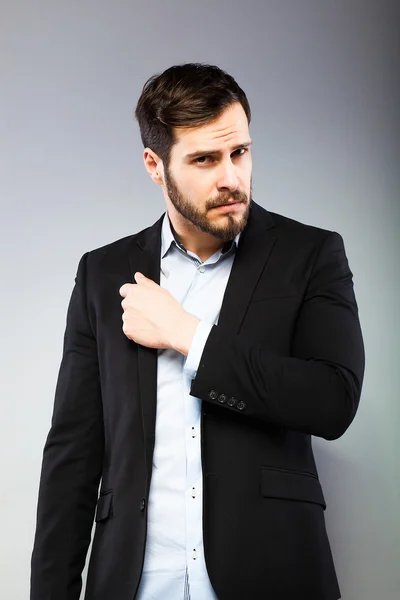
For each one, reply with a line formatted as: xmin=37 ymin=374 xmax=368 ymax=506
xmin=236 ymin=401 xmax=247 ymax=411
xmin=227 ymin=397 xmax=237 ymax=407
xmin=208 ymin=390 xmax=218 ymax=400
xmin=218 ymin=394 xmax=228 ymax=404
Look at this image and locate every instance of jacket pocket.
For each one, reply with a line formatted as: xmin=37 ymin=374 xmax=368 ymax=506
xmin=95 ymin=490 xmax=113 ymax=522
xmin=260 ymin=467 xmax=326 ymax=509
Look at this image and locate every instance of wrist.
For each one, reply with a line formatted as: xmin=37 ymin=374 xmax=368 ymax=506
xmin=171 ymin=312 xmax=200 ymax=356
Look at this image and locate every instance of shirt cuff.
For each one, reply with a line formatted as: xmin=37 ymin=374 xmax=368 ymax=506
xmin=184 ymin=320 xmax=213 ymax=380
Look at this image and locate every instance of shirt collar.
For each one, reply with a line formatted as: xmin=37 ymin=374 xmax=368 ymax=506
xmin=161 ymin=213 xmax=241 ymax=260
xmin=161 ymin=212 xmax=177 ymax=259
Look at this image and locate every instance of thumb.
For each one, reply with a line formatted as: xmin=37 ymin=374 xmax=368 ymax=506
xmin=134 ymin=272 xmax=153 ymax=285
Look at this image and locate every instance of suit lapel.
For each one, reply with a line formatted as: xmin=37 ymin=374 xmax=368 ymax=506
xmin=217 ymin=201 xmax=276 ymax=333
xmin=128 ymin=214 xmax=164 ymax=477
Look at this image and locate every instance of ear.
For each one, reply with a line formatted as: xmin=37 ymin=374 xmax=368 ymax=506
xmin=143 ymin=148 xmax=163 ymax=185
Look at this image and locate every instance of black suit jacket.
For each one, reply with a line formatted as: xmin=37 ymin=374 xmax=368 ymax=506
xmin=31 ymin=201 xmax=365 ymax=600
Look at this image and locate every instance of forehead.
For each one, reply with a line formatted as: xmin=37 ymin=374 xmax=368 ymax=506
xmin=172 ymin=102 xmax=250 ymax=156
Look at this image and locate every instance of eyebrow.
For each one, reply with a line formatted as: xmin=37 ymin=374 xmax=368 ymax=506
xmin=185 ymin=141 xmax=252 ymax=160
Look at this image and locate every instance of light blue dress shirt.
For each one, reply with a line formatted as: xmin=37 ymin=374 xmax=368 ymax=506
xmin=135 ymin=214 xmax=240 ymax=600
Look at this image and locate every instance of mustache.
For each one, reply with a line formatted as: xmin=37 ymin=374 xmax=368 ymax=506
xmin=206 ymin=189 xmax=248 ymax=209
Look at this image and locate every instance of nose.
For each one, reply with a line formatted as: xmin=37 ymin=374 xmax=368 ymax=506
xmin=216 ymin=160 xmax=239 ymax=192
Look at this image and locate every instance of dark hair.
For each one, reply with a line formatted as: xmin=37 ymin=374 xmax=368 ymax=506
xmin=134 ymin=63 xmax=251 ymax=165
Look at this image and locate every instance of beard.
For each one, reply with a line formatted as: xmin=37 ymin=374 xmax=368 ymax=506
xmin=164 ymin=166 xmax=252 ymax=243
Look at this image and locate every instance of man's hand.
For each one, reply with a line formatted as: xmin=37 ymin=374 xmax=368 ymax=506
xmin=119 ymin=272 xmax=200 ymax=356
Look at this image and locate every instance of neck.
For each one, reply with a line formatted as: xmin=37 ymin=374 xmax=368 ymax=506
xmin=166 ymin=206 xmax=225 ymax=263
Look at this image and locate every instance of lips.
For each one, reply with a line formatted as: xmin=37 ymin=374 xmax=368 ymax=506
xmin=214 ymin=201 xmax=242 ymax=208
xmin=211 ymin=201 xmax=244 ymax=213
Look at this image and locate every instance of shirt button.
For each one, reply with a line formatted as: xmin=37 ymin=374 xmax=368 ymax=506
xmin=198 ymin=265 xmax=206 ymax=273
xmin=192 ymin=549 xmax=198 ymax=560
xmin=191 ymin=487 xmax=196 ymax=498
xmin=191 ymin=427 xmax=196 ymax=438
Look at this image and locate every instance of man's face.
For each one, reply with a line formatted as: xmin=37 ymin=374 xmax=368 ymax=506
xmin=162 ymin=102 xmax=252 ymax=242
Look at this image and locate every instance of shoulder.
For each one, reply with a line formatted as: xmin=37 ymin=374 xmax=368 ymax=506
xmin=249 ymin=203 xmax=347 ymax=267
xmin=81 ymin=215 xmax=163 ymax=271
xmin=87 ymin=229 xmax=145 ymax=262
xmin=268 ymin=208 xmax=335 ymax=238
xmin=255 ymin=203 xmax=343 ymax=248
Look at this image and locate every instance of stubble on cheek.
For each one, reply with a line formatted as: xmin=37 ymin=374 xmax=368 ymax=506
xmin=165 ymin=165 xmax=251 ymax=241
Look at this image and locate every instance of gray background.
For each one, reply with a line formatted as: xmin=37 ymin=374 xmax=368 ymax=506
xmin=1 ymin=1 xmax=399 ymax=598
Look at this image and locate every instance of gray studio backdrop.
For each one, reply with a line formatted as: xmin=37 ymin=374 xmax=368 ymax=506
xmin=1 ymin=1 xmax=399 ymax=599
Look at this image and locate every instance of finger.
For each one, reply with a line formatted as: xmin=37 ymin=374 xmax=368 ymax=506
xmin=134 ymin=272 xmax=154 ymax=285
xmin=119 ymin=283 xmax=131 ymax=297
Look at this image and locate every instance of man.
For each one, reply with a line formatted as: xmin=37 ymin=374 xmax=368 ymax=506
xmin=31 ymin=63 xmax=365 ymax=600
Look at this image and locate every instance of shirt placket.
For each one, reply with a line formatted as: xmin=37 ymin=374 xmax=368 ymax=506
xmin=181 ymin=264 xmax=204 ymax=600
xmin=164 ymin=239 xmax=233 ymax=600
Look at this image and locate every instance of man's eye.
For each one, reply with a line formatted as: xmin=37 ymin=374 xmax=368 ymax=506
xmin=194 ymin=148 xmax=247 ymax=165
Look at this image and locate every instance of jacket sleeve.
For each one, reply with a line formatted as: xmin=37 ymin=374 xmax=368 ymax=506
xmin=31 ymin=252 xmax=104 ymax=600
xmin=190 ymin=231 xmax=365 ymax=440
